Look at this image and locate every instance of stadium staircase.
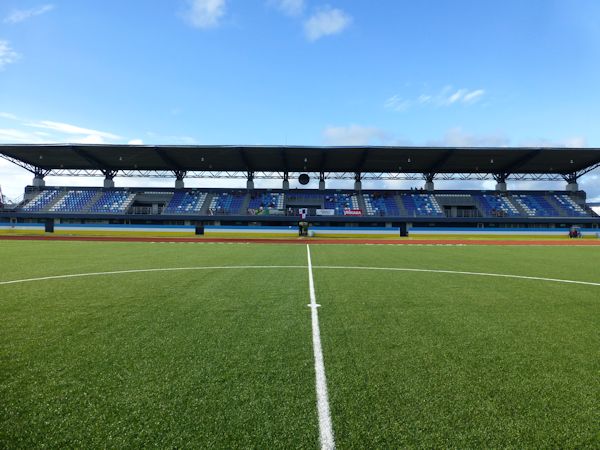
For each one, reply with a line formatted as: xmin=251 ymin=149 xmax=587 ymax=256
xmin=49 ymin=189 xmax=98 ymax=213
xmin=21 ymin=189 xmax=62 ymax=212
xmin=476 ymin=194 xmax=521 ymax=217
xmin=163 ymin=191 xmax=208 ymax=215
xmin=247 ymin=192 xmax=285 ymax=213
xmin=551 ymin=193 xmax=589 ymax=217
xmin=363 ymin=192 xmax=401 ymax=216
xmin=82 ymin=190 xmax=105 ymax=212
xmin=323 ymin=192 xmax=360 ymax=215
xmin=89 ymin=190 xmax=136 ymax=214
xmin=512 ymin=194 xmax=560 ymax=217
xmin=401 ymin=193 xmax=444 ymax=217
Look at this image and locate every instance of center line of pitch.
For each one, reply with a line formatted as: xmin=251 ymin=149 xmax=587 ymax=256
xmin=306 ymin=244 xmax=335 ymax=450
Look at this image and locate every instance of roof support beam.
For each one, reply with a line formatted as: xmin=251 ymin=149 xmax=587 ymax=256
xmin=102 ymin=170 xmax=118 ymax=180
xmin=155 ymin=148 xmax=182 ymax=171
xmin=426 ymin=149 xmax=454 ymax=173
xmin=280 ymin=148 xmax=289 ymax=172
xmin=423 ymin=172 xmax=436 ymax=182
xmin=174 ymin=170 xmax=187 ymax=180
xmin=72 ymin=146 xmax=112 ymax=170
xmin=493 ymin=173 xmax=510 ymax=183
xmin=500 ymin=149 xmax=542 ymax=173
xmin=0 ymin=153 xmax=41 ymax=174
xmin=572 ymin=161 xmax=600 ymax=178
xmin=239 ymin=148 xmax=253 ymax=171
xmin=357 ymin=149 xmax=369 ymax=171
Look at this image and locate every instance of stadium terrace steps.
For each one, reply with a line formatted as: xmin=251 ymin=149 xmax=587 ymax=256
xmin=513 ymin=194 xmax=560 ymax=217
xmin=89 ymin=190 xmax=136 ymax=214
xmin=83 ymin=191 xmax=105 ymax=212
xmin=21 ymin=189 xmax=62 ymax=212
xmin=163 ymin=191 xmax=208 ymax=215
xmin=477 ymin=194 xmax=520 ymax=217
xmin=324 ymin=192 xmax=359 ymax=215
xmin=14 ymin=188 xmax=596 ymax=218
xmin=401 ymin=193 xmax=444 ymax=217
xmin=552 ymin=194 xmax=588 ymax=217
xmin=207 ymin=191 xmax=246 ymax=215
xmin=363 ymin=192 xmax=400 ymax=216
xmin=50 ymin=189 xmax=99 ymax=213
xmin=247 ymin=192 xmax=285 ymax=214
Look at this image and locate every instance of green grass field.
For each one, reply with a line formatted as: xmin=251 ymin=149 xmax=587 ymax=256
xmin=1 ymin=241 xmax=599 ymax=448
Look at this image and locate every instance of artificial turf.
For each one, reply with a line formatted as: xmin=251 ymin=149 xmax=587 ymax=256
xmin=1 ymin=241 xmax=599 ymax=448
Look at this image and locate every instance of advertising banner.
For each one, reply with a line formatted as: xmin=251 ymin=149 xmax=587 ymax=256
xmin=343 ymin=208 xmax=363 ymax=216
xmin=316 ymin=209 xmax=335 ymax=216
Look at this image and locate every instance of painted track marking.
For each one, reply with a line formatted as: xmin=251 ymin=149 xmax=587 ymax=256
xmin=314 ymin=266 xmax=600 ymax=287
xmin=1 ymin=265 xmax=599 ymax=287
xmin=307 ymin=245 xmax=335 ymax=450
xmin=0 ymin=266 xmax=305 ymax=286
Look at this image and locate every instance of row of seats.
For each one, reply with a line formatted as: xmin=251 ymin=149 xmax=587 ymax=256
xmin=513 ymin=194 xmax=558 ymax=217
xmin=20 ymin=189 xmax=594 ymax=217
xmin=323 ymin=193 xmax=360 ymax=215
xmin=163 ymin=191 xmax=207 ymax=215
xmin=50 ymin=190 xmax=97 ymax=213
xmin=553 ymin=194 xmax=588 ymax=217
xmin=363 ymin=193 xmax=399 ymax=216
xmin=89 ymin=191 xmax=135 ymax=213
xmin=248 ymin=192 xmax=285 ymax=210
xmin=478 ymin=194 xmax=520 ymax=217
xmin=21 ymin=189 xmax=62 ymax=212
xmin=402 ymin=194 xmax=444 ymax=217
xmin=208 ymin=192 xmax=246 ymax=215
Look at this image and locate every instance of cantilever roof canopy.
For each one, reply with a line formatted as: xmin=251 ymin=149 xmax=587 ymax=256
xmin=1 ymin=144 xmax=600 ymax=175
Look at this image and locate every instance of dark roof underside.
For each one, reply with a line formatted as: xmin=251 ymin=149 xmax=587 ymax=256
xmin=1 ymin=144 xmax=600 ymax=174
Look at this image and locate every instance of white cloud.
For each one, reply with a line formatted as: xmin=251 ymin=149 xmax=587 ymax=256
xmin=462 ymin=89 xmax=485 ymax=104
xmin=428 ymin=128 xmax=510 ymax=147
xmin=270 ymin=0 xmax=304 ymax=17
xmin=0 ymin=40 xmax=19 ymax=70
xmin=128 ymin=139 xmax=144 ymax=145
xmin=447 ymin=89 xmax=467 ymax=104
xmin=0 ymin=112 xmax=18 ymax=120
xmin=0 ymin=128 xmax=49 ymax=143
xmin=519 ymin=136 xmax=588 ymax=148
xmin=323 ymin=125 xmax=389 ymax=146
xmin=304 ymin=6 xmax=352 ymax=41
xmin=25 ymin=120 xmax=121 ymax=140
xmin=385 ymin=86 xmax=486 ymax=112
xmin=4 ymin=4 xmax=54 ymax=24
xmin=182 ymin=0 xmax=226 ymax=29
xmin=384 ymin=95 xmax=411 ymax=112
xmin=74 ymin=135 xmax=107 ymax=144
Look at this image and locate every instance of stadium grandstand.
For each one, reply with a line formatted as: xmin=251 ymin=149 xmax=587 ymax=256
xmin=1 ymin=144 xmax=599 ymax=238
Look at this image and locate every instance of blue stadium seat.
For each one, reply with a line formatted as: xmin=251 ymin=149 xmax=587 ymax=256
xmin=401 ymin=193 xmax=444 ymax=217
xmin=89 ymin=190 xmax=135 ymax=213
xmin=477 ymin=194 xmax=520 ymax=217
xmin=363 ymin=192 xmax=399 ymax=216
xmin=21 ymin=189 xmax=61 ymax=212
xmin=163 ymin=191 xmax=207 ymax=215
xmin=512 ymin=194 xmax=558 ymax=217
xmin=50 ymin=190 xmax=98 ymax=213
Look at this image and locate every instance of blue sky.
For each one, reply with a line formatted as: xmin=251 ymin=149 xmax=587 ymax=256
xmin=1 ymin=0 xmax=600 ymax=198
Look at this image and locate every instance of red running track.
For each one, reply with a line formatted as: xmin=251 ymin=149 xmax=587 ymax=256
xmin=1 ymin=235 xmax=600 ymax=246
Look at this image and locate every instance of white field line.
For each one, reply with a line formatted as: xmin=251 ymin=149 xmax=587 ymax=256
xmin=0 ymin=266 xmax=305 ymax=286
xmin=307 ymin=245 xmax=335 ymax=450
xmin=1 ymin=265 xmax=599 ymax=287
xmin=314 ymin=266 xmax=600 ymax=287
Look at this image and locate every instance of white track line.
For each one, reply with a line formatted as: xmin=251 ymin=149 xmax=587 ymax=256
xmin=0 ymin=266 xmax=305 ymax=286
xmin=1 ymin=265 xmax=599 ymax=287
xmin=314 ymin=266 xmax=600 ymax=287
xmin=307 ymin=245 xmax=335 ymax=450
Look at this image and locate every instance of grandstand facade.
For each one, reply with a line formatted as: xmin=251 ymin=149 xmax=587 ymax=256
xmin=1 ymin=144 xmax=599 ymax=237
